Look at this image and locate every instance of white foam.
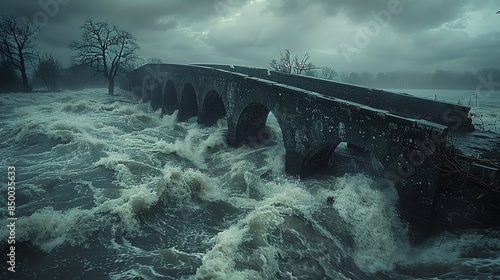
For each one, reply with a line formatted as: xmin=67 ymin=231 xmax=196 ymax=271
xmin=193 ymin=205 xmax=283 ymax=280
xmin=156 ymin=165 xmax=223 ymax=203
xmin=154 ymin=122 xmax=227 ymax=170
xmin=5 ymin=206 xmax=95 ymax=252
xmin=0 ymin=161 xmax=223 ymax=253
xmin=193 ymin=176 xmax=322 ymax=279
xmin=327 ymin=174 xmax=410 ymax=273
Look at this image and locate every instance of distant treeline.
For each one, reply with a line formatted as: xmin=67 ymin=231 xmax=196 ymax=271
xmin=0 ymin=55 xmax=107 ymax=93
xmin=305 ymin=67 xmax=500 ymax=90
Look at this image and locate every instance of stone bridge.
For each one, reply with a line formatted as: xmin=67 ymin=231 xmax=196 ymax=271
xmin=119 ymin=63 xmax=475 ymax=235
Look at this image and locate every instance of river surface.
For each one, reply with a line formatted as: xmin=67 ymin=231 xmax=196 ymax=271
xmin=0 ymin=88 xmax=498 ymax=279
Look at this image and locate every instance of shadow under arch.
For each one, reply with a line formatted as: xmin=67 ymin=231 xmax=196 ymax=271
xmin=300 ymin=142 xmax=340 ymax=177
xmin=150 ymin=82 xmax=163 ymax=111
xmin=234 ymin=102 xmax=280 ymax=147
xmin=141 ymin=77 xmax=154 ymax=103
xmin=233 ymin=103 xmax=350 ymax=177
xmin=178 ymin=83 xmax=198 ymax=121
xmin=131 ymin=79 xmax=143 ymax=98
xmin=163 ymin=80 xmax=178 ymax=115
xmin=199 ymin=90 xmax=226 ymax=126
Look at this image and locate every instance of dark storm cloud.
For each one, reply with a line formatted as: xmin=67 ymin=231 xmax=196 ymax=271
xmin=264 ymin=0 xmax=493 ymax=33
xmin=2 ymin=0 xmax=220 ymax=31
xmin=0 ymin=0 xmax=238 ymax=63
xmin=0 ymin=0 xmax=498 ymax=72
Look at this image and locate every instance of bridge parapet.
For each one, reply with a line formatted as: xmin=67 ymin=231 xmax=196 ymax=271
xmin=197 ymin=64 xmax=474 ymax=131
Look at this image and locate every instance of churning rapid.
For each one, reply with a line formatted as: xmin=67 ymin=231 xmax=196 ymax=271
xmin=0 ymin=89 xmax=499 ymax=279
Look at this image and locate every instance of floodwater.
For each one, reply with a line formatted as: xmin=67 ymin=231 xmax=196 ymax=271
xmin=0 ymin=88 xmax=498 ymax=279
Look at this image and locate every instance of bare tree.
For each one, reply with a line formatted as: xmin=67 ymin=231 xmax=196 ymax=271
xmin=319 ymin=66 xmax=338 ymax=80
xmin=69 ymin=19 xmax=140 ymax=95
xmin=0 ymin=14 xmax=39 ymax=92
xmin=34 ymin=54 xmax=62 ymax=91
xmin=292 ymin=53 xmax=316 ymax=75
xmin=269 ymin=49 xmax=293 ymax=73
xmin=269 ymin=49 xmax=316 ymax=75
xmin=0 ymin=52 xmax=19 ymax=90
xmin=147 ymin=57 xmax=163 ymax=64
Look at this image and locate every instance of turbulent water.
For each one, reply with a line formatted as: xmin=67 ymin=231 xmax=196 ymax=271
xmin=0 ymin=88 xmax=499 ymax=279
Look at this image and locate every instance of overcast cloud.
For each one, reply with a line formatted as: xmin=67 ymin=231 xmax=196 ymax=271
xmin=1 ymin=0 xmax=499 ymax=73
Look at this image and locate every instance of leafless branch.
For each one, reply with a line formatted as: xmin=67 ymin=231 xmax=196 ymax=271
xmin=69 ymin=19 xmax=140 ymax=94
xmin=269 ymin=49 xmax=316 ymax=75
xmin=0 ymin=14 xmax=39 ymax=91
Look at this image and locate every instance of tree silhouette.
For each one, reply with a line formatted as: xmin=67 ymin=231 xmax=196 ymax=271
xmin=34 ymin=54 xmax=62 ymax=91
xmin=147 ymin=57 xmax=163 ymax=64
xmin=69 ymin=19 xmax=140 ymax=95
xmin=0 ymin=14 xmax=39 ymax=92
xmin=269 ymin=49 xmax=316 ymax=74
xmin=0 ymin=52 xmax=19 ymax=90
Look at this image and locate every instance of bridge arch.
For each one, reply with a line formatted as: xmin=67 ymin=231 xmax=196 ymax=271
xmin=131 ymin=79 xmax=143 ymax=97
xmin=163 ymin=80 xmax=179 ymax=115
xmin=300 ymin=142 xmax=340 ymax=176
xmin=141 ymin=77 xmax=154 ymax=102
xmin=199 ymin=90 xmax=227 ymax=126
xmin=178 ymin=83 xmax=198 ymax=121
xmin=234 ymin=102 xmax=278 ymax=147
xmin=150 ymin=82 xmax=163 ymax=111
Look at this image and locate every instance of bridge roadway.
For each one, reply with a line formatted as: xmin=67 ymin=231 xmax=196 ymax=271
xmin=119 ymin=63 xmax=476 ymax=236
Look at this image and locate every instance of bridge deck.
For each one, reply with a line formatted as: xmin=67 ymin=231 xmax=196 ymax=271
xmin=246 ymin=75 xmax=449 ymax=133
xmin=197 ymin=64 xmax=474 ymax=131
xmin=200 ymin=64 xmax=497 ymax=167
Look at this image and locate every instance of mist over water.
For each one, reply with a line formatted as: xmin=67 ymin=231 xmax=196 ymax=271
xmin=388 ymin=88 xmax=500 ymax=133
xmin=0 ymin=89 xmax=498 ymax=279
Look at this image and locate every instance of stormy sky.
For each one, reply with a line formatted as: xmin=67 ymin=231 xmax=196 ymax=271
xmin=2 ymin=0 xmax=499 ymax=73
